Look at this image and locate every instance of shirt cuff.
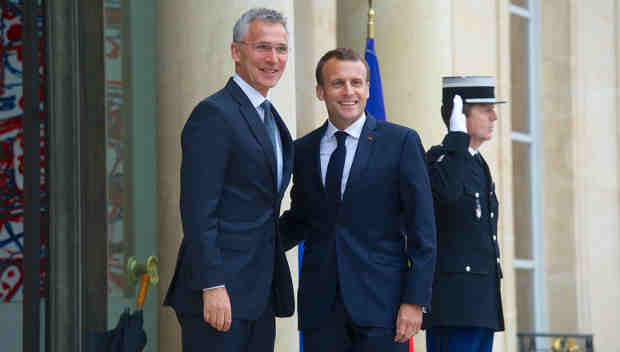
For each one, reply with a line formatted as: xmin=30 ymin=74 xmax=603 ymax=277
xmin=203 ymin=285 xmax=225 ymax=291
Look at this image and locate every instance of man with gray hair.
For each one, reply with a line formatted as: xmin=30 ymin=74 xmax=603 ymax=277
xmin=164 ymin=7 xmax=295 ymax=352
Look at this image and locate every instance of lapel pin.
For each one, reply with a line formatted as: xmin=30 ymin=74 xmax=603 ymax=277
xmin=368 ymin=136 xmax=374 ymax=141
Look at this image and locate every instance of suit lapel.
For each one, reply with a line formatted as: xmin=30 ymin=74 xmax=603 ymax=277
xmin=226 ymin=79 xmax=277 ymax=186
xmin=312 ymin=122 xmax=329 ymax=196
xmin=343 ymin=116 xmax=377 ymax=201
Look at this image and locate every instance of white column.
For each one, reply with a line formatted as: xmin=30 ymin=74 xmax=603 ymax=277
xmin=570 ymin=1 xmax=620 ymax=350
xmin=293 ymin=1 xmax=337 ymax=136
xmin=540 ymin=0 xmax=579 ymax=334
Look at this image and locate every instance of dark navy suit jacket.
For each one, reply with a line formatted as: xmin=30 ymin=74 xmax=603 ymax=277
xmin=164 ymin=78 xmax=295 ymax=320
xmin=280 ymin=116 xmax=437 ymax=330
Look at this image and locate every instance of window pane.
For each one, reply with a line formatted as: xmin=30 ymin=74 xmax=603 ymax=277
xmin=511 ymin=0 xmax=529 ymax=9
xmin=512 ymin=141 xmax=533 ymax=259
xmin=516 ymin=268 xmax=535 ymax=332
xmin=510 ymin=14 xmax=530 ymax=133
xmin=0 ymin=2 xmax=48 ymax=350
xmin=104 ymin=0 xmax=159 ymax=350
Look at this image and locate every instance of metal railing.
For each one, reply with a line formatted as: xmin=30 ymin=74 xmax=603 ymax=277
xmin=517 ymin=333 xmax=594 ymax=352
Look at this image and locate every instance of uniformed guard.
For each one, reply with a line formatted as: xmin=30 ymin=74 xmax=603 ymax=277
xmin=422 ymin=75 xmax=506 ymax=352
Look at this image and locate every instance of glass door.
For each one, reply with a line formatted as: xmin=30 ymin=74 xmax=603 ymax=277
xmin=0 ymin=1 xmax=47 ymax=351
xmin=103 ymin=0 xmax=158 ymax=350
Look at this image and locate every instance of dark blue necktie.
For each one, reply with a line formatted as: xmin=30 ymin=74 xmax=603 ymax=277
xmin=261 ymin=99 xmax=282 ymax=189
xmin=474 ymin=152 xmax=483 ymax=165
xmin=325 ymin=131 xmax=348 ymax=203
xmin=261 ymin=100 xmax=278 ymax=155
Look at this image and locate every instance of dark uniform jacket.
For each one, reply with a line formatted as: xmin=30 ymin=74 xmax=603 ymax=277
xmin=422 ymin=131 xmax=504 ymax=331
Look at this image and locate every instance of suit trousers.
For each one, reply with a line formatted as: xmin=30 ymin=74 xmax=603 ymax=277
xmin=176 ymin=301 xmax=275 ymax=352
xmin=426 ymin=327 xmax=494 ymax=352
xmin=301 ymin=285 xmax=408 ymax=352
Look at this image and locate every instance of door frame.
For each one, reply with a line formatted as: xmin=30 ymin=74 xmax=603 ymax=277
xmin=45 ymin=0 xmax=107 ymax=350
xmin=22 ymin=1 xmax=43 ymax=351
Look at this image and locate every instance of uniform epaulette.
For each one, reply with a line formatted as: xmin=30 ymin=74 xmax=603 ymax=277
xmin=426 ymin=145 xmax=446 ymax=164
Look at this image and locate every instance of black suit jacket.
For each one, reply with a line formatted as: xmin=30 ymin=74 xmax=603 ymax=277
xmin=164 ymin=78 xmax=295 ymax=319
xmin=280 ymin=116 xmax=437 ymax=330
xmin=423 ymin=132 xmax=504 ymax=331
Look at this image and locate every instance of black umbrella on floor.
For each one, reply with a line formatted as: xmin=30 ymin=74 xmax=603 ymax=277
xmin=87 ymin=257 xmax=158 ymax=352
xmin=87 ymin=308 xmax=147 ymax=352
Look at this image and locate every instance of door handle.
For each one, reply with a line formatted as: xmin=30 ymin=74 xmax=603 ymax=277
xmin=125 ymin=255 xmax=159 ymax=288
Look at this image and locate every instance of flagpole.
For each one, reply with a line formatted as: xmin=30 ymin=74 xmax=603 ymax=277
xmin=368 ymin=0 xmax=375 ymax=39
xmin=368 ymin=7 xmax=412 ymax=352
xmin=364 ymin=0 xmax=386 ymax=121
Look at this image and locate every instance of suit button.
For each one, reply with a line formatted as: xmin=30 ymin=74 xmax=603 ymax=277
xmin=490 ymin=212 xmax=495 ymax=218
xmin=465 ymin=265 xmax=471 ymax=272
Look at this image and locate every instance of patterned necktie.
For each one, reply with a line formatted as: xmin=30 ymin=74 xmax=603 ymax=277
xmin=325 ymin=131 xmax=348 ymax=203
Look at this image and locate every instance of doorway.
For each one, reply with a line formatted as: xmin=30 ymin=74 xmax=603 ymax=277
xmin=43 ymin=0 xmax=160 ymax=351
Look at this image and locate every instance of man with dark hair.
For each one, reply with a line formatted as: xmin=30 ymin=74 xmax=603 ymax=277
xmin=314 ymin=48 xmax=370 ymax=85
xmin=164 ymin=7 xmax=295 ymax=352
xmin=423 ymin=76 xmax=506 ymax=352
xmin=280 ymin=48 xmax=437 ymax=352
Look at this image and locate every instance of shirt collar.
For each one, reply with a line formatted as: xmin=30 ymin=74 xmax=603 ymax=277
xmin=233 ymin=73 xmax=269 ymax=109
xmin=468 ymin=147 xmax=478 ymax=156
xmin=325 ymin=113 xmax=367 ymax=140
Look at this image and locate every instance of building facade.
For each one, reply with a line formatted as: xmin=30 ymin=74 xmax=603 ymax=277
xmin=2 ymin=0 xmax=620 ymax=351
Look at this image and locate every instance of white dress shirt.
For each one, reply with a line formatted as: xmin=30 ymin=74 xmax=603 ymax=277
xmin=320 ymin=114 xmax=367 ymax=198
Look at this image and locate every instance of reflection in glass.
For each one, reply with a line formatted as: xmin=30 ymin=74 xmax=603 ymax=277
xmin=516 ymin=268 xmax=535 ymax=332
xmin=511 ymin=0 xmax=529 ymax=9
xmin=512 ymin=141 xmax=533 ymax=260
xmin=510 ymin=14 xmax=530 ymax=134
xmin=104 ymin=0 xmax=158 ymax=350
xmin=104 ymin=0 xmax=126 ymax=298
xmin=0 ymin=1 xmax=48 ymax=350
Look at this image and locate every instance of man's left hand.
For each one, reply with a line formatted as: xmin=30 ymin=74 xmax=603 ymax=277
xmin=394 ymin=303 xmax=423 ymax=343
